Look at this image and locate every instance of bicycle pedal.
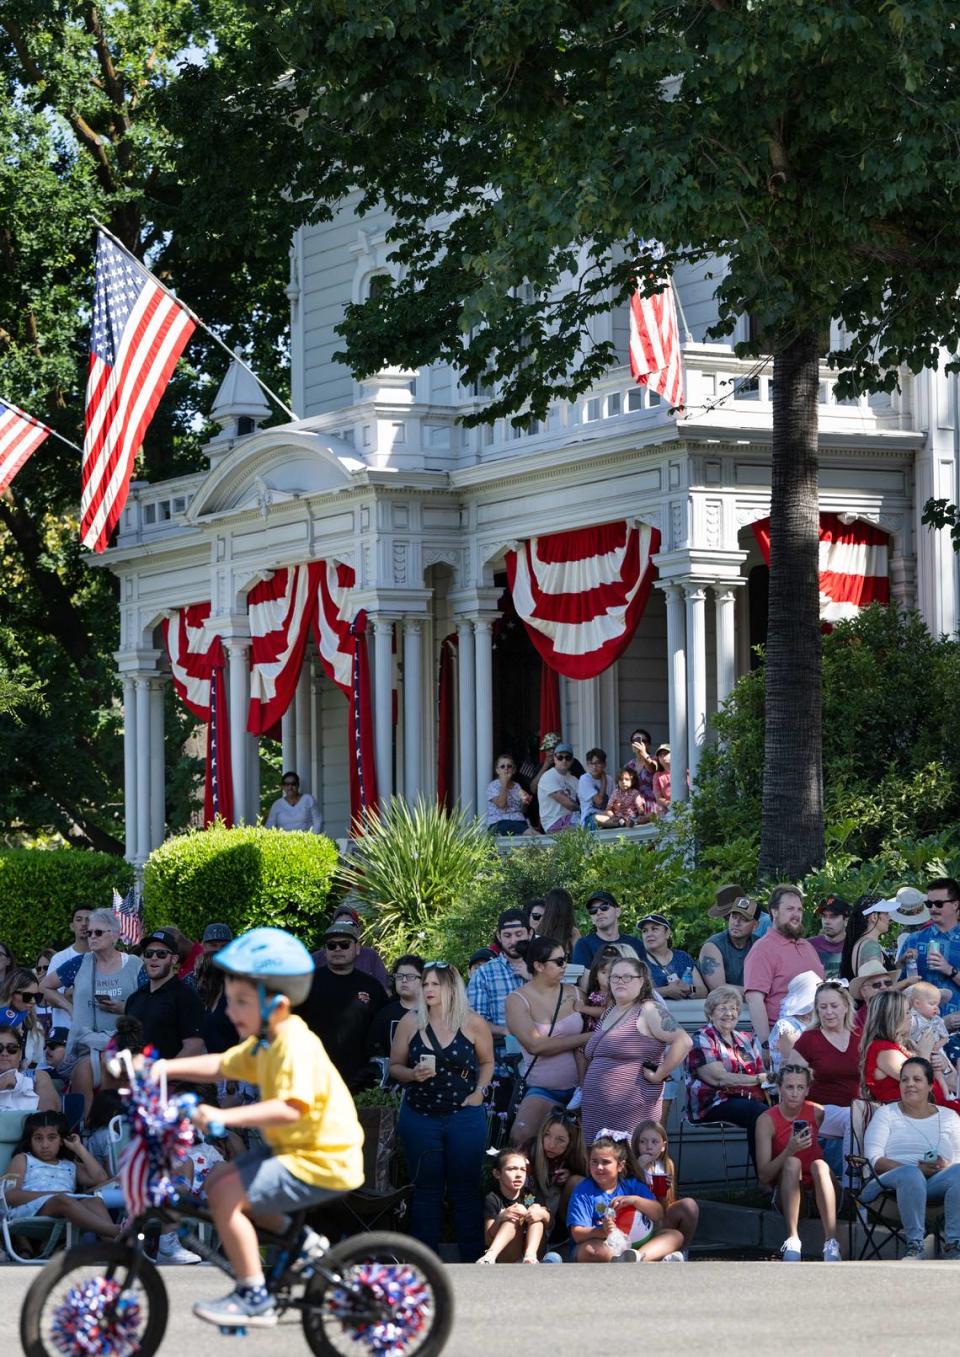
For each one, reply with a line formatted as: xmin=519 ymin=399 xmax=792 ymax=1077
xmin=218 ymin=1326 xmax=247 ymax=1338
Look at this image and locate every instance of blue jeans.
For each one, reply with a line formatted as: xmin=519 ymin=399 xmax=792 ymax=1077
xmin=398 ymin=1101 xmax=487 ymax=1261
xmin=861 ymin=1163 xmax=960 ymax=1246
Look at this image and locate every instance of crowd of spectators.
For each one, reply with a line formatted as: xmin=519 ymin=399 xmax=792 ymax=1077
xmin=5 ymin=873 xmax=960 ymax=1265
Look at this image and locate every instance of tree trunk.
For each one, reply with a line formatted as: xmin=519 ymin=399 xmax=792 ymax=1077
xmin=758 ymin=329 xmax=824 ymax=880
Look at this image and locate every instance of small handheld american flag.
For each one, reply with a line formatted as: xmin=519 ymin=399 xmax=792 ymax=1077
xmin=112 ymin=886 xmax=143 ymax=947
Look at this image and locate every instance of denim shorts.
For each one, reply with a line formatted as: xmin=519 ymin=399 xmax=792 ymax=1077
xmin=235 ymin=1145 xmax=345 ymax=1215
xmin=524 ymin=1085 xmax=577 ymax=1105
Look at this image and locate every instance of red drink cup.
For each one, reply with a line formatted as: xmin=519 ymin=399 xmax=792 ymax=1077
xmin=650 ymin=1173 xmax=670 ymax=1201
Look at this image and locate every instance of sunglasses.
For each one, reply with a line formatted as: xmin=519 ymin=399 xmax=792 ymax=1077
xmin=927 ymin=899 xmax=956 ymax=907
xmin=529 ymin=912 xmax=544 ymax=922
xmin=326 ymin=939 xmax=353 ymax=951
xmin=15 ymin=991 xmax=39 ymax=1002
xmin=35 ymin=965 xmax=48 ymax=974
xmin=866 ymin=979 xmax=894 ymax=990
xmin=0 ymin=1042 xmax=21 ymax=1055
xmin=87 ymin=929 xmax=112 ymax=938
xmin=142 ymin=949 xmax=171 ymax=960
xmin=545 ymin=955 xmax=566 ymax=967
xmin=44 ymin=1042 xmax=65 ymax=1051
xmin=425 ymin=961 xmax=451 ymax=970
xmin=587 ymin=903 xmax=613 ymax=915
xmin=555 ymin=754 xmax=573 ymax=761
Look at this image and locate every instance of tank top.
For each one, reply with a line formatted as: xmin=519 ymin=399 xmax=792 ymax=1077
xmin=405 ymin=1026 xmax=479 ymax=1116
xmin=20 ymin=1152 xmax=77 ymax=1195
xmin=767 ymin=1101 xmax=823 ymax=1181
xmin=705 ymin=930 xmax=754 ymax=988
xmin=516 ymin=990 xmax=582 ymax=1089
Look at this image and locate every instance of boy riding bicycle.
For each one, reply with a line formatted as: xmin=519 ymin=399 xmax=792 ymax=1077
xmin=147 ymin=927 xmax=364 ymax=1329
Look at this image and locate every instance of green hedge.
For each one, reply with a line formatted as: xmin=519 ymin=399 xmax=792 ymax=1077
xmin=143 ymin=825 xmax=339 ymax=948
xmin=0 ymin=849 xmax=134 ymax=962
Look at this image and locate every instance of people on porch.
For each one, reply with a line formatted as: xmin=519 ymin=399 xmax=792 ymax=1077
xmin=596 ymin=766 xmax=651 ymax=829
xmin=265 ymin=770 xmax=324 ymax=833
xmin=486 ymin=754 xmax=534 ymax=836
xmin=577 ymin=749 xmax=615 ymax=832
xmin=536 ymin=742 xmax=581 ymax=833
xmin=652 ymin=745 xmax=672 ymax=816
xmin=699 ymin=895 xmax=759 ymax=990
xmin=624 ymin=729 xmax=658 ymax=810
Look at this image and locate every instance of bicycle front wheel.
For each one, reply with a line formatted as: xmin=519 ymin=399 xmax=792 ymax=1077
xmin=302 ymin=1232 xmax=453 ymax=1357
xmin=21 ymin=1242 xmax=168 ymax=1357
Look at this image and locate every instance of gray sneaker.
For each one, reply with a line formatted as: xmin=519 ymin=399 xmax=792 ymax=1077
xmin=941 ymin=1241 xmax=960 ymax=1260
xmin=193 ymin=1289 xmax=278 ymax=1329
xmin=901 ymin=1242 xmax=926 ymax=1261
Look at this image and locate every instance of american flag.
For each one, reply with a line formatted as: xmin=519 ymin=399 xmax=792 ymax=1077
xmin=81 ymin=231 xmax=195 ymax=553
xmin=628 ymin=251 xmax=685 ymax=410
xmin=119 ymin=1136 xmax=150 ymax=1218
xmin=204 ymin=658 xmax=234 ymax=825
xmin=0 ymin=399 xmax=50 ymax=494
xmin=112 ymin=885 xmax=143 ymax=947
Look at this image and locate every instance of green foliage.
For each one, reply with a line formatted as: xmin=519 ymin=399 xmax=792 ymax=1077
xmin=0 ymin=848 xmax=133 ymax=960
xmin=142 ymin=825 xmax=338 ymax=948
xmin=339 ymin=799 xmax=500 ymax=964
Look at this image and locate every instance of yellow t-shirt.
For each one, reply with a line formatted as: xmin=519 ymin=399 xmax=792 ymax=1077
xmin=219 ymin=1015 xmax=364 ymax=1191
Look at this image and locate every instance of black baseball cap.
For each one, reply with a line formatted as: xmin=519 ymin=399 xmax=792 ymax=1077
xmin=585 ymin=890 xmax=618 ymax=910
xmin=469 ymin=947 xmax=495 ymax=966
xmin=817 ymin=895 xmax=851 ymax=917
xmin=497 ymin=908 xmax=529 ymax=931
xmin=143 ymin=929 xmax=178 ymax=953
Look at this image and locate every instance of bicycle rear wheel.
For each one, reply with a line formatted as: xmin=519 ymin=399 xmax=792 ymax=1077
xmin=21 ymin=1242 xmax=168 ymax=1357
xmin=302 ymin=1232 xmax=453 ymax=1357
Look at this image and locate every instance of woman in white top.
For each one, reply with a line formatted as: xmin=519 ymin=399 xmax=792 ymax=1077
xmin=265 ymin=770 xmax=324 ymax=832
xmin=863 ymin=1056 xmax=960 ymax=1258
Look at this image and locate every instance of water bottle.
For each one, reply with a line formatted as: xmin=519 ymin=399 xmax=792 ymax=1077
xmin=681 ymin=967 xmax=694 ymax=990
xmin=906 ymin=956 xmax=919 ymax=980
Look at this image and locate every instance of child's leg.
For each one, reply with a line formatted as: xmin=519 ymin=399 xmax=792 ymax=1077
xmin=522 ymin=1217 xmax=546 ymax=1262
xmin=480 ymin=1220 xmax=522 ymax=1263
xmin=637 ymin=1228 xmax=686 ymax=1260
xmin=574 ymin=1240 xmax=615 ymax=1262
xmin=809 ymin=1160 xmax=838 ymax=1240
xmin=509 ymin=1094 xmax=557 ymax=1147
xmin=38 ymin=1194 xmax=121 ymax=1238
xmin=204 ymin=1165 xmax=263 ymax=1280
xmin=664 ymin=1198 xmax=699 ymax=1246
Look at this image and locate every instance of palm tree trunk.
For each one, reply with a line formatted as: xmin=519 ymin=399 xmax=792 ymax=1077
xmin=758 ymin=329 xmax=824 ymax=879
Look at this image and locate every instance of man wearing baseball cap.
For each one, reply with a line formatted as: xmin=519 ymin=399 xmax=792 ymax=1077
xmin=571 ymin=891 xmax=645 ymax=969
xmin=699 ymin=895 xmax=760 ymax=990
xmin=808 ymin=896 xmax=850 ymax=980
xmin=201 ymin=922 xmax=234 ymax=956
xmin=125 ymin=929 xmax=205 ymax=1061
xmin=298 ymin=918 xmax=387 ymax=1089
xmin=466 ymin=908 xmax=530 ymax=1036
xmin=313 ymin=904 xmax=390 ymax=993
xmin=536 ymin=742 xmax=581 ymax=833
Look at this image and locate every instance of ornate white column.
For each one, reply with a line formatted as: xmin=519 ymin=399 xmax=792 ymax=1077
xmin=135 ymin=676 xmax=151 ymax=863
xmin=713 ymin=585 xmax=739 ymax=710
xmin=373 ymin=618 xmax=394 ymax=802
xmin=280 ymin=706 xmax=296 ymax=777
xmin=457 ymin=619 xmax=476 ymax=813
xmin=294 ymin=661 xmax=313 ymax=795
xmin=122 ymin=676 xmax=137 ymax=861
xmin=684 ymin=582 xmax=708 ymax=786
xmin=149 ymin=677 xmax=166 ymax=851
xmin=226 ymin=639 xmax=250 ymax=823
xmin=403 ymin=618 xmax=423 ymax=801
xmin=474 ymin=617 xmax=494 ymax=813
xmin=661 ymin=583 xmax=688 ymax=804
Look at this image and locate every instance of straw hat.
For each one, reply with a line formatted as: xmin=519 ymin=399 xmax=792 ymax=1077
xmin=849 ymin=958 xmax=908 ymax=1001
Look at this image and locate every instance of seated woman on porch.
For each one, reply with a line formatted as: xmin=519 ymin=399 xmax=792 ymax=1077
xmin=264 ymin=770 xmax=324 ymax=832
xmin=485 ymin=754 xmax=534 ymax=836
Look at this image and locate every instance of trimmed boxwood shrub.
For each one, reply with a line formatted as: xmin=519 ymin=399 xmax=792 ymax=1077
xmin=0 ymin=849 xmax=134 ymax=961
xmin=143 ymin=825 xmax=339 ymax=948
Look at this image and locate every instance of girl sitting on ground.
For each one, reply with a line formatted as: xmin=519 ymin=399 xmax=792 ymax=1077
xmin=566 ymin=1131 xmax=684 ymax=1262
xmin=629 ymin=1119 xmax=699 ymax=1253
xmin=479 ymin=1148 xmax=552 ymax=1264
xmin=524 ymin=1111 xmax=587 ymax=1243
xmin=4 ymin=1110 xmax=120 ymax=1241
xmin=755 ymin=1063 xmax=841 ymax=1263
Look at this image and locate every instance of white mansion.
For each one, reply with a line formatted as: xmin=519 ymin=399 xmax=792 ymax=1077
xmin=95 ymin=197 xmax=960 ymax=860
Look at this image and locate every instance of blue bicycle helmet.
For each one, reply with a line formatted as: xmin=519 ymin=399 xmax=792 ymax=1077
xmin=214 ymin=927 xmax=315 ymax=1007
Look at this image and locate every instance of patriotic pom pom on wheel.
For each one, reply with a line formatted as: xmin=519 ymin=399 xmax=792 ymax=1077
xmin=50 ymin=1278 xmax=142 ymax=1357
xmin=326 ymin=1264 xmax=431 ymax=1357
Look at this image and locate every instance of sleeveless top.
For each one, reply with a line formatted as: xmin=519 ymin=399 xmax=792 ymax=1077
xmin=705 ymin=930 xmax=754 ymax=988
xmin=767 ymin=1101 xmax=823 ymax=1180
xmin=515 ymin=990 xmax=582 ymax=1089
xmin=20 ymin=1152 xmax=77 ymax=1194
xmin=864 ymin=1039 xmax=950 ymax=1107
xmin=405 ymin=1026 xmax=479 ymax=1116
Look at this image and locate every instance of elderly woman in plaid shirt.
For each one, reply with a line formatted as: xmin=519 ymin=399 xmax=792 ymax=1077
xmin=686 ymin=985 xmax=768 ymax=1165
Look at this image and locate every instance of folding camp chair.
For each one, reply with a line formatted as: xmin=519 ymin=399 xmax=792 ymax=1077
xmin=312 ymin=1104 xmax=410 ymax=1241
xmin=0 ymin=1109 xmax=72 ymax=1264
xmin=846 ymin=1098 xmax=945 ymax=1260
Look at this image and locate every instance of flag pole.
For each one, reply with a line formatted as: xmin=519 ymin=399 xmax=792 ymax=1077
xmin=0 ymin=399 xmax=83 ymax=455
xmin=90 ymin=217 xmax=299 ymax=422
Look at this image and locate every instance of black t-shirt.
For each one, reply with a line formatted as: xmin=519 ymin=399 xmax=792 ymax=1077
xmin=200 ymin=989 xmax=240 ymax=1055
xmin=366 ymin=999 xmax=414 ymax=1059
xmin=125 ymin=977 xmax=204 ymax=1060
xmin=483 ymin=1182 xmax=546 ymax=1221
xmin=297 ymin=967 xmax=387 ymax=1087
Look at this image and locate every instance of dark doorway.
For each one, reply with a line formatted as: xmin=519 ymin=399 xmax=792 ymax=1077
xmin=748 ymin=564 xmax=769 ymax=666
xmin=491 ymin=575 xmax=541 ymax=777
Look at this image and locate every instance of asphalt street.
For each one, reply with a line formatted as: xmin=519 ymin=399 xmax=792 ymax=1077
xmin=4 ymin=1260 xmax=959 ymax=1357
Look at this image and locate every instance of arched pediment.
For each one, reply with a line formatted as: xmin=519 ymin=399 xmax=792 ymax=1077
xmin=187 ymin=428 xmax=364 ymax=521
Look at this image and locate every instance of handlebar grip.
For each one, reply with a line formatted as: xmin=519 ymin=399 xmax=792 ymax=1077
xmin=206 ymin=1120 xmax=227 ymax=1138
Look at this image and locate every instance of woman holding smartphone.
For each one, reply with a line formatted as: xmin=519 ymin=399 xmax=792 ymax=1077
xmin=390 ymin=962 xmax=494 ymax=1261
xmin=755 ymin=1063 xmax=841 ymax=1262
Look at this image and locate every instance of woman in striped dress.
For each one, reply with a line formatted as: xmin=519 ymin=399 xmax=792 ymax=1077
xmin=581 ymin=956 xmax=692 ymax=1147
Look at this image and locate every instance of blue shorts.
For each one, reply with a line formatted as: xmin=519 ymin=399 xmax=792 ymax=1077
xmin=234 ymin=1145 xmax=346 ymax=1215
xmin=524 ymin=1085 xmax=577 ymax=1105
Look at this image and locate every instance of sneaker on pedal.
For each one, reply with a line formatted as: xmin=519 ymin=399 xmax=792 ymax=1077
xmin=156 ymin=1231 xmax=201 ymax=1265
xmin=289 ymin=1225 xmax=329 ymax=1275
xmin=194 ymin=1288 xmax=278 ymax=1329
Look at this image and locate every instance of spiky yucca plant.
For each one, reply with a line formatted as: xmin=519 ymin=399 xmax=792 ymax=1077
xmin=340 ymin=797 xmax=500 ymax=961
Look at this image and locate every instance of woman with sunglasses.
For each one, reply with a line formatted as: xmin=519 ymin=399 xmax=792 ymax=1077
xmin=389 ymin=962 xmax=494 ymax=1261
xmin=40 ymin=908 xmax=142 ymax=1079
xmin=0 ymin=1024 xmax=59 ymax=1112
xmin=264 ymin=769 xmax=323 ymax=833
xmin=506 ymin=936 xmax=590 ymax=1145
xmin=0 ymin=967 xmax=47 ymax=1066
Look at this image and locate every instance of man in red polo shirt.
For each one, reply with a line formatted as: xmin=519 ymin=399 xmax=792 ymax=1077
xmin=743 ymin=885 xmax=824 ymax=1059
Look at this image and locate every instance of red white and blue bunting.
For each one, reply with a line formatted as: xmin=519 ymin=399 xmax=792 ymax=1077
xmin=751 ymin=514 xmax=890 ymax=626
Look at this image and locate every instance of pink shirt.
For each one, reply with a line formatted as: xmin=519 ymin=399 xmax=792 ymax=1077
xmin=742 ymin=930 xmax=825 ymax=1023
